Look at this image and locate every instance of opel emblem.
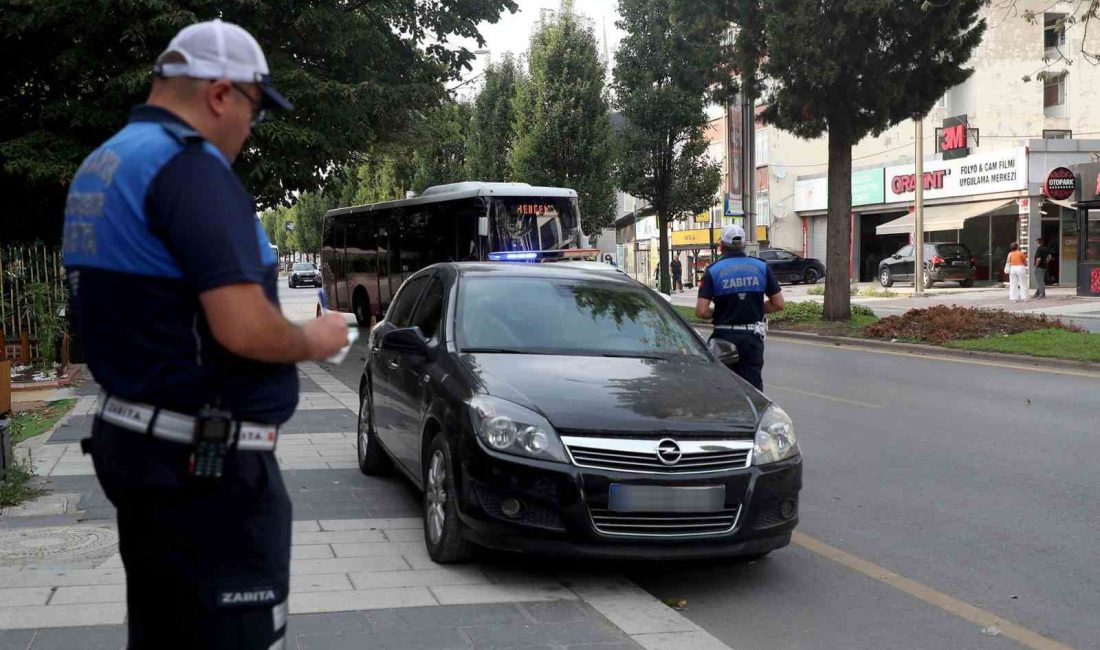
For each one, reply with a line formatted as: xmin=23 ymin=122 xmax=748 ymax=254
xmin=656 ymin=439 xmax=682 ymax=465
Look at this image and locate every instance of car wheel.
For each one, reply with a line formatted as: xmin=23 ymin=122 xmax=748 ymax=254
xmin=423 ymin=432 xmax=474 ymax=564
xmin=357 ymin=384 xmax=391 ymax=476
xmin=959 ymin=279 xmax=974 ymax=288
xmin=923 ymin=270 xmax=934 ymax=288
xmin=289 ymin=279 xmax=295 ymax=289
xmin=879 ymin=267 xmax=894 ymax=288
xmin=803 ymin=268 xmax=819 ymax=284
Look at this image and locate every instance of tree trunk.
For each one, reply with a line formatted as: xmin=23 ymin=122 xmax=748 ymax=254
xmin=657 ymin=213 xmax=670 ymax=294
xmin=823 ymin=129 xmax=853 ymax=321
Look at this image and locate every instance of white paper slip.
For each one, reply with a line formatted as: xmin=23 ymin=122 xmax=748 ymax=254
xmin=325 ymin=328 xmax=360 ymax=365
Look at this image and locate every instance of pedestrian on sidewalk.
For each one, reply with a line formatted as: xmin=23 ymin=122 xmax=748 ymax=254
xmin=696 ymin=225 xmax=785 ymax=391
xmin=62 ymin=20 xmax=348 ymax=649
xmin=671 ymin=257 xmax=683 ymax=293
xmin=1033 ymin=237 xmax=1053 ymax=299
xmin=1005 ymin=242 xmax=1028 ymax=302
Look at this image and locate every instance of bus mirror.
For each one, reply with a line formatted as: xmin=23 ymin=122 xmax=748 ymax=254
xmin=478 ymin=216 xmax=489 ymax=237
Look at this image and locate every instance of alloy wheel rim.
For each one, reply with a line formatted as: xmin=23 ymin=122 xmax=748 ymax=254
xmin=358 ymin=393 xmax=370 ymax=462
xmin=426 ymin=451 xmax=447 ymax=545
xmin=881 ymin=270 xmax=889 ymax=284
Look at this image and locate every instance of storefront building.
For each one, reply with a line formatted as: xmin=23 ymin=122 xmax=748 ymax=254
xmin=792 ymin=140 xmax=1100 ymax=286
xmin=1052 ymin=162 xmax=1100 ymax=296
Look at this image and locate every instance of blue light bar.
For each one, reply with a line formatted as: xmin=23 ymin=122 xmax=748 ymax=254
xmin=489 ymin=251 xmax=541 ymax=261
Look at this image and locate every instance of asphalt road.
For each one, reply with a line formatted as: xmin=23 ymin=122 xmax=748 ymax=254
xmin=630 ymin=339 xmax=1100 ymax=650
xmin=281 ymin=280 xmax=1100 ymax=650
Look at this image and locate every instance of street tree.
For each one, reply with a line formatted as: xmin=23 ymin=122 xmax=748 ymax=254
xmin=410 ymin=101 xmax=474 ymax=192
xmin=467 ymin=56 xmax=522 ymax=181
xmin=613 ymin=0 xmax=722 ymax=295
xmin=676 ymin=0 xmax=984 ymax=320
xmin=0 ymin=0 xmax=516 ymax=243
xmin=511 ymin=1 xmax=616 ymax=232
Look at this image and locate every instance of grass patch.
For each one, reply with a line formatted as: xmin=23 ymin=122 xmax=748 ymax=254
xmin=0 ymin=462 xmax=43 ymax=508
xmin=858 ymin=287 xmax=898 ymax=298
xmin=946 ymin=329 xmax=1100 ymax=362
xmin=11 ymin=399 xmax=76 ymax=445
xmin=674 ymin=305 xmax=707 ymax=324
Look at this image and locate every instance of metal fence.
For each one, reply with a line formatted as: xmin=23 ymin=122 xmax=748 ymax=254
xmin=0 ymin=245 xmax=65 ymax=362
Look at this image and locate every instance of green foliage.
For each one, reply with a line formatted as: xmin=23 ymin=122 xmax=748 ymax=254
xmin=0 ymin=0 xmax=517 ymax=242
xmin=0 ymin=460 xmax=43 ymax=508
xmin=288 ymin=191 xmax=327 ymax=254
xmin=511 ymin=2 xmax=616 ymax=232
xmin=768 ymin=301 xmax=876 ymax=323
xmin=467 ymin=56 xmax=522 ymax=182
xmin=18 ymin=282 xmax=68 ymax=367
xmin=410 ymin=101 xmax=474 ymax=192
xmin=613 ymin=0 xmax=722 ymax=294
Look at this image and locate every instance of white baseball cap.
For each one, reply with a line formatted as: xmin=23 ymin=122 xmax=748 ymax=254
xmin=720 ymin=224 xmax=746 ymax=245
xmin=153 ymin=19 xmax=293 ymax=112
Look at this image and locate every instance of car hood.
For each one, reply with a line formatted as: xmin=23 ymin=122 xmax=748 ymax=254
xmin=459 ymin=353 xmax=763 ymax=436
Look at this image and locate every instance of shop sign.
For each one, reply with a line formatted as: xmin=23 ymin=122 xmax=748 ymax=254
xmin=1075 ymin=162 xmax=1100 ymax=203
xmin=671 ymin=228 xmax=724 ymax=247
xmin=794 ymin=168 xmax=884 ymax=211
xmin=884 ymin=147 xmax=1027 ymax=203
xmin=1044 ymin=167 xmax=1076 ymax=201
xmin=939 ymin=115 xmax=970 ymax=160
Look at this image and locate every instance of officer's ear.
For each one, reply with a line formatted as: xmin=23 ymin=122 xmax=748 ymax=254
xmin=204 ymin=79 xmax=236 ymax=119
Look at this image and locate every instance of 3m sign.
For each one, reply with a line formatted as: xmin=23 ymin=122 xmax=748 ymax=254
xmin=938 ymin=115 xmax=970 ymax=160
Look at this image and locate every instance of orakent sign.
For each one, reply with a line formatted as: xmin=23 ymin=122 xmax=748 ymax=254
xmin=884 ymin=147 xmax=1027 ymax=203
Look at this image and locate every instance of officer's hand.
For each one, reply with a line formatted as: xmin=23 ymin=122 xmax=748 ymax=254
xmin=304 ymin=312 xmax=349 ymax=360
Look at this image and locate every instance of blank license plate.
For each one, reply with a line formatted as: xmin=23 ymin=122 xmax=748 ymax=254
xmin=608 ymin=485 xmax=726 ymax=513
xmin=952 ymin=261 xmax=968 ymax=266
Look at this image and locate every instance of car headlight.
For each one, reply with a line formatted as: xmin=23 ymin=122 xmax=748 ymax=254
xmin=467 ymin=395 xmax=569 ymax=463
xmin=753 ymin=404 xmax=799 ymax=465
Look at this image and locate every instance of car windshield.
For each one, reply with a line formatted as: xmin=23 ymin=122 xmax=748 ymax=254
xmin=456 ymin=276 xmax=706 ymax=359
xmin=293 ymin=263 xmax=315 ymax=271
xmin=936 ymin=244 xmax=970 ymax=256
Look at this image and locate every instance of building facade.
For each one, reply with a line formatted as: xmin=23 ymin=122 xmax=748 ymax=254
xmin=754 ymin=0 xmax=1100 ymax=286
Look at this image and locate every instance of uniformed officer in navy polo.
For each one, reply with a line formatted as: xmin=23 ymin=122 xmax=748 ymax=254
xmin=62 ymin=20 xmax=349 ymax=649
xmin=696 ymin=225 xmax=785 ymax=391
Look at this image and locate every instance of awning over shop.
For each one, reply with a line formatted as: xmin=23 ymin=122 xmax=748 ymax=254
xmin=875 ymin=199 xmax=1016 ymax=235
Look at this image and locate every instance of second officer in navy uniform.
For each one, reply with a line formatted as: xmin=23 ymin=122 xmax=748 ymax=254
xmin=62 ymin=20 xmax=349 ymax=649
xmin=696 ymin=225 xmax=785 ymax=391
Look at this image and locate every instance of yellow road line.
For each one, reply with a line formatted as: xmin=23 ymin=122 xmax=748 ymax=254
xmin=793 ymin=532 xmax=1076 ymax=650
xmin=774 ymin=337 xmax=1100 ymax=380
xmin=768 ymin=384 xmax=882 ymax=409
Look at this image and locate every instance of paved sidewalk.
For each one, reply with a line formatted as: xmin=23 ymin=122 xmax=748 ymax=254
xmin=0 ymin=362 xmax=731 ymax=650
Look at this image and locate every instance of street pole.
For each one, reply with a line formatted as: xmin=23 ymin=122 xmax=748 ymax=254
xmin=914 ymin=117 xmax=925 ymax=296
xmin=743 ymin=89 xmax=756 ymax=241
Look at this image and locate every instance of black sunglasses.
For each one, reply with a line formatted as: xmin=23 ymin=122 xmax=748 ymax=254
xmin=231 ymin=83 xmax=266 ymax=126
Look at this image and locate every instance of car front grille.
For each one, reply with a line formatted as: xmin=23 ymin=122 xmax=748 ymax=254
xmin=561 ymin=436 xmax=752 ymax=475
xmin=589 ymin=506 xmax=741 ymax=537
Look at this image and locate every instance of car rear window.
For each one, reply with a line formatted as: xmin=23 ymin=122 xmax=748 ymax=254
xmin=936 ymin=244 xmax=970 ymax=256
xmin=293 ymin=263 xmax=315 ymax=271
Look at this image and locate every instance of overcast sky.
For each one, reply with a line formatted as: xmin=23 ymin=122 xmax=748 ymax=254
xmin=452 ymin=0 xmax=625 ymax=99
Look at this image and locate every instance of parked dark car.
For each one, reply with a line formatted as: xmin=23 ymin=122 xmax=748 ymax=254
xmin=758 ymin=248 xmax=826 ymax=284
xmin=357 ymin=262 xmax=801 ymax=562
xmin=878 ymin=243 xmax=976 ymax=288
xmin=288 ymin=262 xmax=322 ymax=288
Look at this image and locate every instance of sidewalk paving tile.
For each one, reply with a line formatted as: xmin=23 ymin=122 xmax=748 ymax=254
xmin=0 ymin=587 xmax=52 ymax=607
xmin=19 ymin=625 xmax=128 ymax=650
xmin=290 ymin=556 xmax=411 ymax=576
xmin=0 ymin=603 xmax=126 ymax=629
xmin=289 ymin=587 xmax=437 ymax=614
xmin=429 ymin=583 xmax=577 ymax=606
xmin=49 ymin=585 xmax=126 ymax=605
xmin=347 ymin=567 xmax=489 ymax=590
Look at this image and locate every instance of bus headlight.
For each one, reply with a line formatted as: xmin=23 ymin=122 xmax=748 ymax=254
xmin=468 ymin=396 xmax=569 ymax=463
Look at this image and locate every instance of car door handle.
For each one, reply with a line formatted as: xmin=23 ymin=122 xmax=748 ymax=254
xmin=387 ymin=359 xmax=400 ymax=370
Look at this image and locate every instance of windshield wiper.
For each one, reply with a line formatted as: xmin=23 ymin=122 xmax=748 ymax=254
xmin=597 ymin=351 xmax=671 ymax=360
xmin=461 ymin=347 xmax=533 ymax=354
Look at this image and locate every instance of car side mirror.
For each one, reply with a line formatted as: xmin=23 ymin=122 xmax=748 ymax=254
xmin=708 ymin=338 xmax=739 ymax=369
xmin=381 ymin=326 xmax=434 ymax=359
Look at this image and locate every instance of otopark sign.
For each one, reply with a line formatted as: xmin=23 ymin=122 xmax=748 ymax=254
xmin=1044 ymin=167 xmax=1076 ymax=201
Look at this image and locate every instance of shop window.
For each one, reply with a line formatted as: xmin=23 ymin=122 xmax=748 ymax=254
xmin=1043 ymin=129 xmax=1072 ymax=139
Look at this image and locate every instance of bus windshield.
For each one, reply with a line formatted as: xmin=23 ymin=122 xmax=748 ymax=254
xmin=491 ymin=197 xmax=580 ymax=252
